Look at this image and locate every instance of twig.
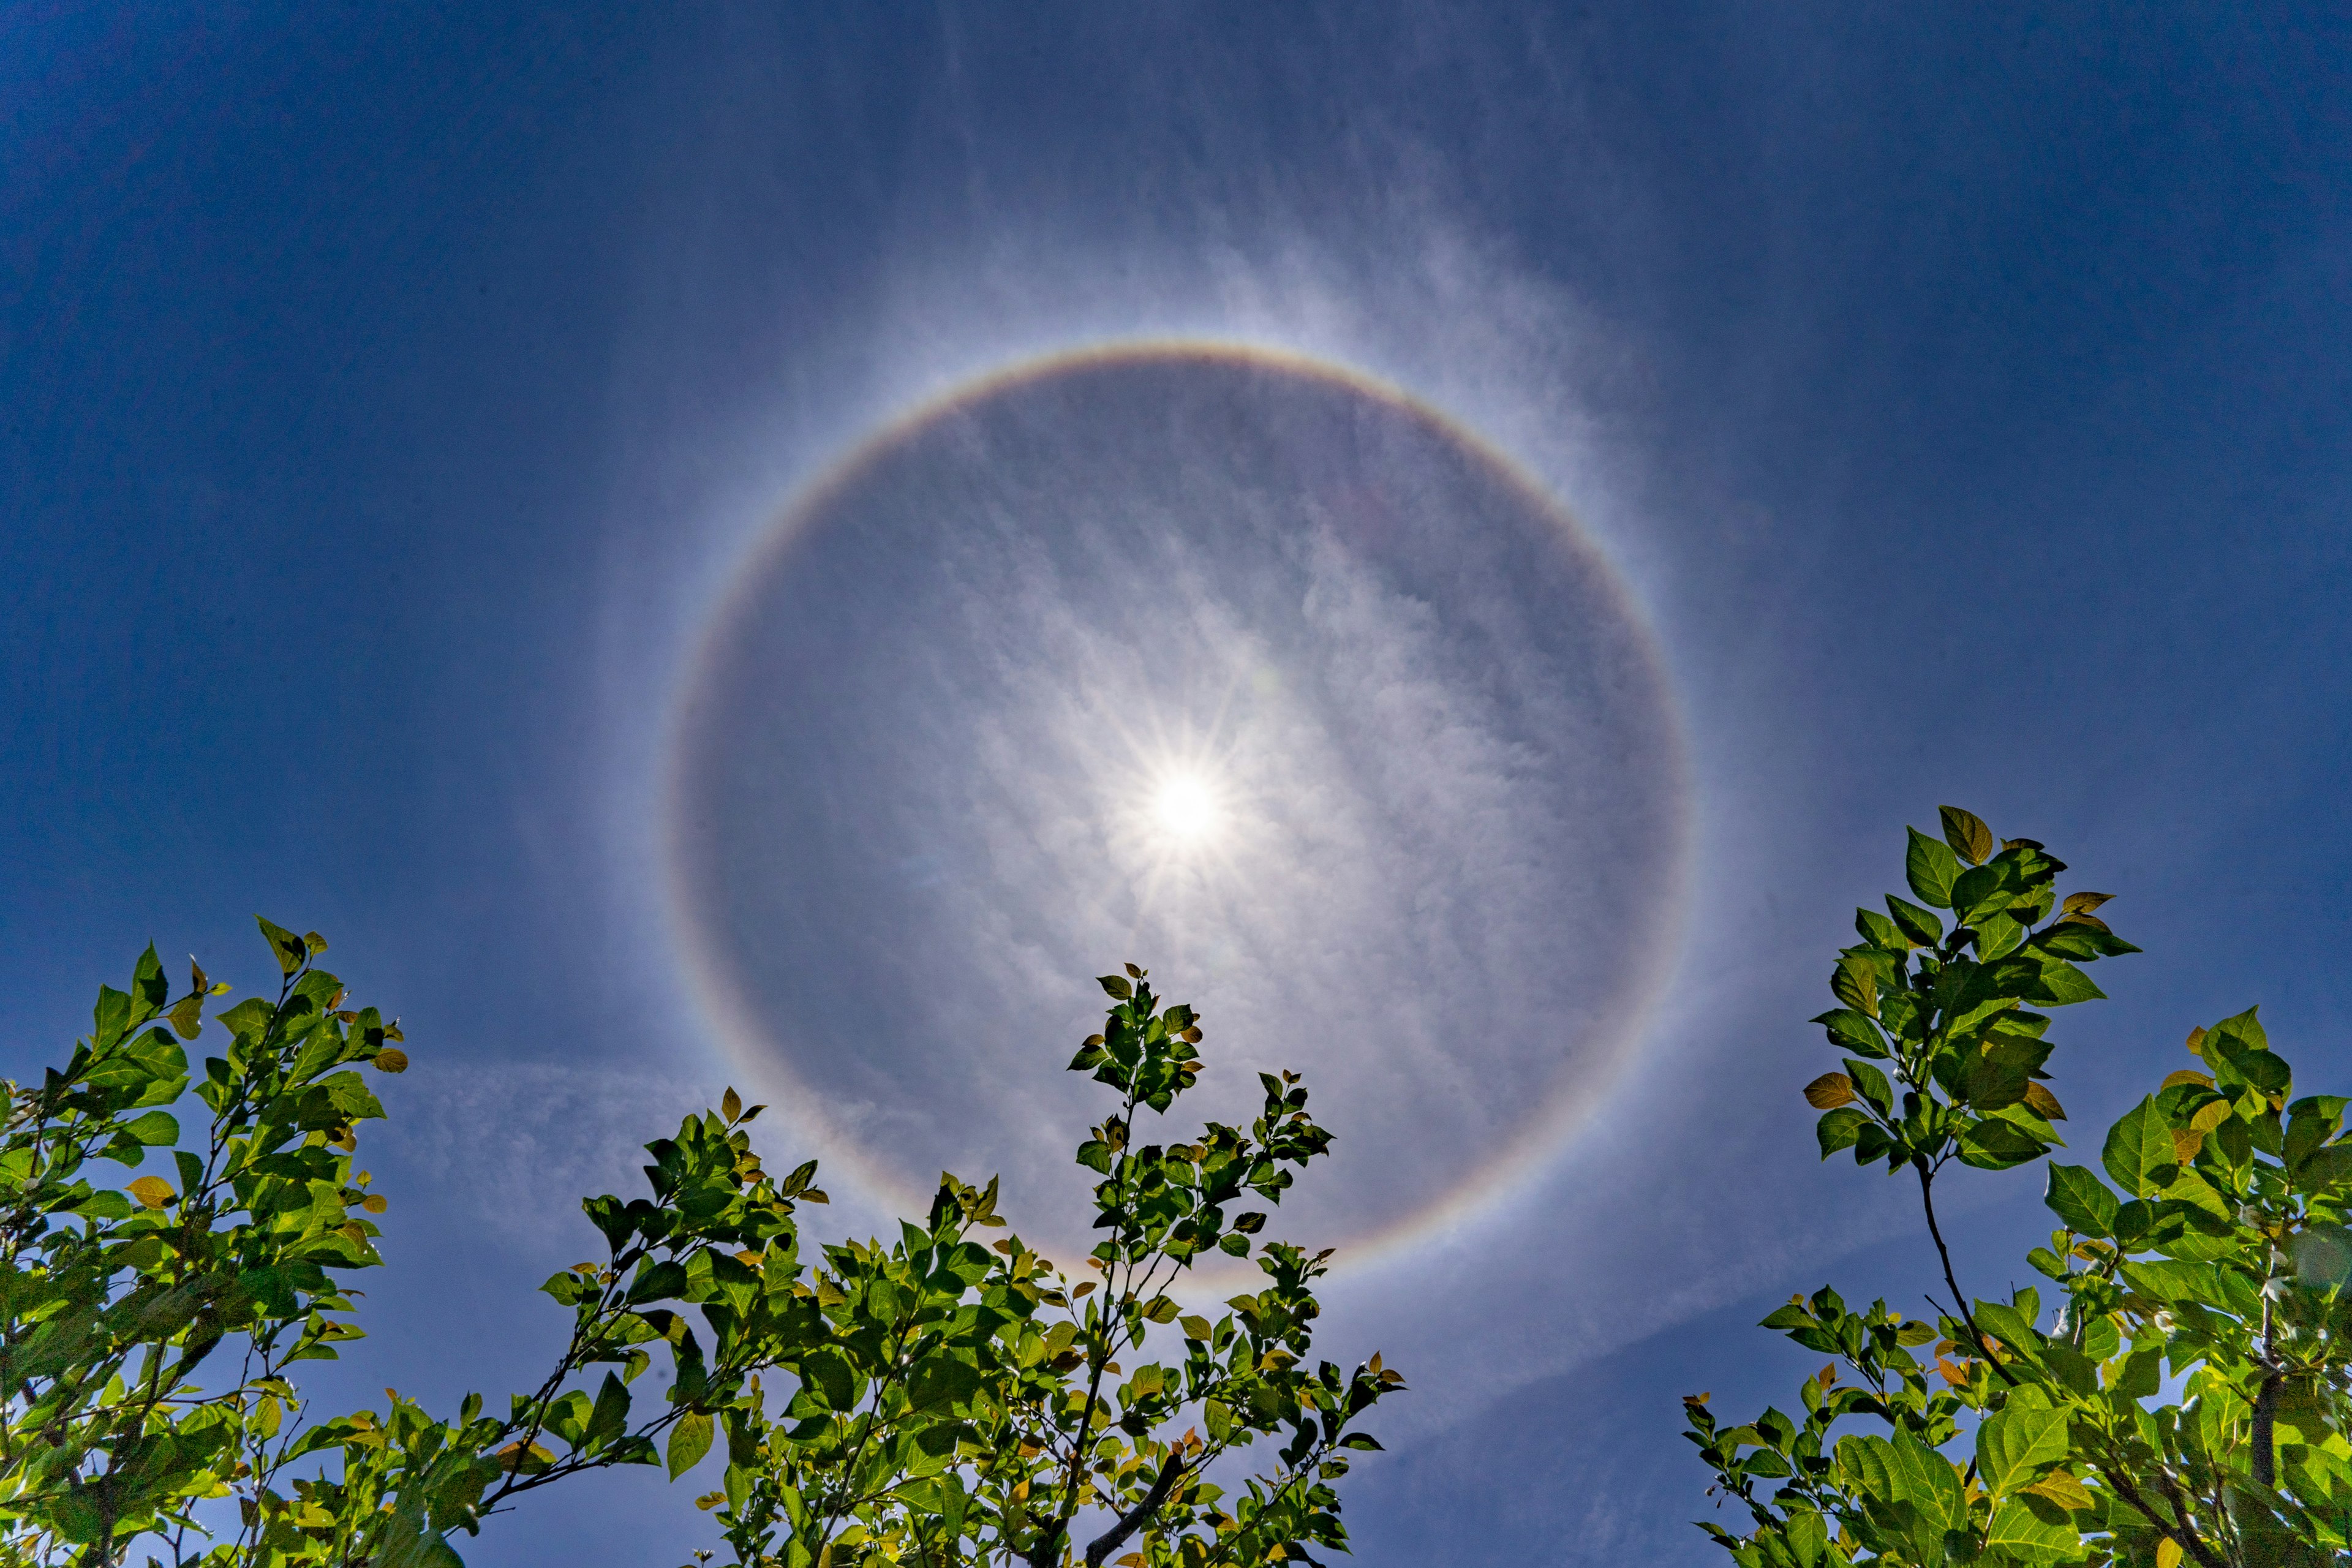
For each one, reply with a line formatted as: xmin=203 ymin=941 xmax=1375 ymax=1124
xmin=1913 ymin=1158 xmax=2016 ymax=1387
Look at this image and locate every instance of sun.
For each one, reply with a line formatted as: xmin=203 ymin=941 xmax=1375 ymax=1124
xmin=1149 ymin=771 xmax=1225 ymax=847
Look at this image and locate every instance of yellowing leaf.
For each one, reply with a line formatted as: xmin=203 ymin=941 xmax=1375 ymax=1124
xmin=1939 ymin=806 xmax=1995 ymax=866
xmin=2023 ymin=1083 xmax=2067 ymax=1121
xmin=1804 ymin=1073 xmax=1856 ymax=1110
xmin=2162 ymin=1069 xmax=2215 ymax=1091
xmin=2061 ymin=891 xmax=2113 ymax=916
xmin=2185 ymin=1026 xmax=2207 ymax=1058
xmin=2157 ymin=1537 xmax=2183 ymax=1568
xmin=373 ymin=1048 xmax=409 ymax=1074
xmin=2023 ymin=1472 xmax=2095 ymax=1512
xmin=722 ymin=1087 xmax=742 ymax=1121
xmin=2172 ymin=1127 xmax=2204 ymax=1165
xmin=127 ymin=1176 xmax=174 ymax=1210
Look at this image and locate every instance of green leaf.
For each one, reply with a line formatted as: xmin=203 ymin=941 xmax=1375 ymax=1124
xmin=1957 ymin=1117 xmax=2047 ymax=1170
xmin=2027 ymin=958 xmax=2106 ymax=1008
xmin=124 ymin=1111 xmax=179 ymax=1146
xmin=2043 ymin=1164 xmax=2119 ymax=1238
xmin=1887 ymin=1427 xmax=1967 ymax=1539
xmin=1098 ymin=974 xmax=1133 ymax=1000
xmin=2037 ymin=1339 xmax=2100 ymax=1397
xmin=2208 ymin=1006 xmax=2269 ymax=1054
xmin=1842 ymin=1059 xmax=1893 ymax=1116
xmin=2299 ymin=1146 xmax=2352 ymax=1192
xmin=1830 ymin=957 xmax=1879 ymax=1017
xmin=1940 ymin=806 xmax=1995 ymax=866
xmin=2122 ymin=1260 xmax=2225 ymax=1309
xmin=1814 ymin=1009 xmax=1888 ymax=1057
xmin=2101 ymin=1097 xmax=2178 ymax=1197
xmin=908 ymin=1354 xmax=981 ymax=1412
xmin=1885 ymin=896 xmax=1944 ymax=947
xmin=1973 ymin=912 xmax=2026 ymax=961
xmin=255 ymin=916 xmax=309 ymax=975
xmin=1978 ymin=1402 xmax=2070 ymax=1496
xmin=666 ymin=1410 xmax=714 ymax=1479
xmin=2109 ymin=1345 xmax=2163 ymax=1400
xmin=585 ymin=1372 xmax=631 ymax=1448
xmin=1950 ymin=862 xmax=2011 ymax=921
xmin=1985 ymin=1497 xmax=2080 ymax=1561
xmin=1855 ymin=908 xmax=1906 ymax=950
xmin=1815 ymin=1107 xmax=1868 ymax=1159
xmin=1905 ymin=827 xmax=1961 ymax=909
xmin=799 ymin=1348 xmax=856 ymax=1411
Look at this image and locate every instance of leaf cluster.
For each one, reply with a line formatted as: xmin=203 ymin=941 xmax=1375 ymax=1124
xmin=1689 ymin=808 xmax=2352 ymax=1568
xmin=0 ymin=938 xmax=1398 ymax=1568
xmin=0 ymin=920 xmax=404 ymax=1565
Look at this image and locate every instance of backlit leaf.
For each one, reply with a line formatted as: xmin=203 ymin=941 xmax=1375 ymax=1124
xmin=1905 ymin=827 xmax=1961 ymax=909
xmin=2101 ymin=1096 xmax=2177 ymax=1197
xmin=1958 ymin=1117 xmax=2045 ymax=1170
xmin=666 ymin=1411 xmax=714 ymax=1479
xmin=1939 ymin=805 xmax=1995 ymax=866
xmin=125 ymin=1111 xmax=179 ymax=1145
xmin=1978 ymin=1402 xmax=2069 ymax=1496
xmin=2043 ymin=1164 xmax=2118 ymax=1238
xmin=255 ymin=915 xmax=307 ymax=974
xmin=1885 ymin=895 xmax=1944 ymax=946
xmin=2022 ymin=1472 xmax=2094 ymax=1512
xmin=1815 ymin=1107 xmax=1868 ymax=1159
xmin=1803 ymin=1073 xmax=1855 ymax=1110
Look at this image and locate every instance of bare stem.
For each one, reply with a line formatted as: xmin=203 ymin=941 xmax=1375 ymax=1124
xmin=1913 ymin=1157 xmax=2016 ymax=1387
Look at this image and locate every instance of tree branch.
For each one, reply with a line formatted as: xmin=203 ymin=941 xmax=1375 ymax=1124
xmin=2252 ymin=1275 xmax=2282 ymax=1489
xmin=1913 ymin=1158 xmax=2015 ymax=1387
xmin=2106 ymin=1466 xmax=2226 ymax=1568
xmin=1082 ymin=1456 xmax=1186 ymax=1568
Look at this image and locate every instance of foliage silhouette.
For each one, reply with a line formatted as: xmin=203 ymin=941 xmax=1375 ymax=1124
xmin=0 ymin=930 xmax=1398 ymax=1567
xmin=1689 ymin=806 xmax=2352 ymax=1568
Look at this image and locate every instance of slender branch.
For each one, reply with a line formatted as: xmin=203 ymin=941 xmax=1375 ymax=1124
xmin=2106 ymin=1465 xmax=2226 ymax=1568
xmin=1913 ymin=1158 xmax=2016 ymax=1387
xmin=1082 ymin=1454 xmax=1186 ymax=1567
xmin=1032 ymin=1022 xmax=1152 ymax=1568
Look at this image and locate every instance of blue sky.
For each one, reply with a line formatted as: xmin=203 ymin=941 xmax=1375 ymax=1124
xmin=5 ymin=5 xmax=2350 ymax=1564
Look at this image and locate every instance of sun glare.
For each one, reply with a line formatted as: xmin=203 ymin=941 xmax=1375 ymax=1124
xmin=1150 ymin=772 xmax=1224 ymax=846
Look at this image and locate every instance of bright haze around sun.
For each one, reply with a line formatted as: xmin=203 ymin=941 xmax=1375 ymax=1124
xmin=665 ymin=347 xmax=1685 ymax=1269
